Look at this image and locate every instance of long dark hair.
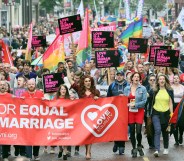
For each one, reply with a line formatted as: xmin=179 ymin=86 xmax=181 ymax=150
xmin=56 ymin=84 xmax=70 ymax=99
xmin=78 ymin=75 xmax=99 ymax=98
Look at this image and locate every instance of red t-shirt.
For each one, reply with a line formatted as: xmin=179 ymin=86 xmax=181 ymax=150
xmin=21 ymin=90 xmax=44 ymax=98
xmin=128 ymin=93 xmax=135 ymax=103
xmin=0 ymin=93 xmax=12 ymax=97
xmin=180 ymin=73 xmax=184 ymax=83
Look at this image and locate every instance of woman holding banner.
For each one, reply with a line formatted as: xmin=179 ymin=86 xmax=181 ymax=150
xmin=149 ymin=74 xmax=174 ymax=157
xmin=78 ymin=75 xmax=100 ymax=160
xmin=55 ymin=84 xmax=70 ymax=160
xmin=66 ymin=62 xmax=100 ymax=159
xmin=124 ymin=72 xmax=147 ymax=158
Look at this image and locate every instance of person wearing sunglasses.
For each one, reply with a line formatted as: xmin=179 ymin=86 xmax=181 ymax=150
xmin=145 ymin=74 xmax=156 ymax=149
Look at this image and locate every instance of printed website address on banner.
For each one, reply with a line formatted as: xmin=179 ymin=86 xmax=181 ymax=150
xmin=0 ymin=132 xmax=17 ymax=139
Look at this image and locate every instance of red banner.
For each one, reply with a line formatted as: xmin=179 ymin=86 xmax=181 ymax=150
xmin=0 ymin=96 xmax=128 ymax=146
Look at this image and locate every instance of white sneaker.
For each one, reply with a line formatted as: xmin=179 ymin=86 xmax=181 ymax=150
xmin=154 ymin=150 xmax=159 ymax=157
xmin=43 ymin=148 xmax=48 ymax=153
xmin=163 ymin=149 xmax=169 ymax=155
xmin=50 ymin=150 xmax=55 ymax=154
xmin=34 ymin=156 xmax=40 ymax=160
xmin=50 ymin=147 xmax=55 ymax=154
xmin=3 ymin=158 xmax=9 ymax=161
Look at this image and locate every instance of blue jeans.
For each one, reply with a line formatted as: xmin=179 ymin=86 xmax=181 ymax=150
xmin=180 ymin=61 xmax=184 ymax=73
xmin=152 ymin=115 xmax=169 ymax=151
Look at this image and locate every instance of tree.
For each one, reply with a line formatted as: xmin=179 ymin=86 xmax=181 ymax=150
xmin=40 ymin=0 xmax=94 ymax=14
xmin=40 ymin=0 xmax=58 ymax=13
xmin=144 ymin=0 xmax=166 ymax=19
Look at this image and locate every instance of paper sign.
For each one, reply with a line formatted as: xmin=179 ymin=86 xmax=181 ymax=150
xmin=95 ymin=50 xmax=120 ymax=68
xmin=161 ymin=26 xmax=169 ymax=36
xmin=43 ymin=73 xmax=65 ymax=93
xmin=13 ymin=88 xmax=27 ymax=97
xmin=58 ymin=14 xmax=82 ymax=35
xmin=154 ymin=49 xmax=180 ymax=67
xmin=148 ymin=46 xmax=171 ymax=62
xmin=96 ymin=85 xmax=109 ymax=96
xmin=128 ymin=38 xmax=148 ymax=53
xmin=32 ymin=36 xmax=47 ymax=48
xmin=118 ymin=21 xmax=126 ymax=27
xmin=143 ymin=26 xmax=152 ymax=38
xmin=92 ymin=31 xmax=114 ymax=48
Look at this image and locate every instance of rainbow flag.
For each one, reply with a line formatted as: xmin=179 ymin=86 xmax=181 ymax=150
xmin=25 ymin=23 xmax=33 ymax=61
xmin=118 ymin=44 xmax=127 ymax=51
xmin=43 ymin=35 xmax=65 ymax=72
xmin=117 ymin=62 xmax=125 ymax=71
xmin=76 ymin=9 xmax=91 ymax=66
xmin=119 ymin=22 xmax=134 ymax=47
xmin=159 ymin=17 xmax=166 ymax=27
xmin=105 ymin=16 xmax=117 ymax=22
xmin=119 ymin=18 xmax=143 ymax=47
xmin=133 ymin=18 xmax=143 ymax=37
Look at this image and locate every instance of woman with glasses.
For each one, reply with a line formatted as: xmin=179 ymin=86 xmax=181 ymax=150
xmin=171 ymin=74 xmax=184 ymax=145
xmin=149 ymin=74 xmax=174 ymax=157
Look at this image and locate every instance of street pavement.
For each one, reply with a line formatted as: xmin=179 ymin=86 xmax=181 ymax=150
xmin=1 ymin=133 xmax=184 ymax=161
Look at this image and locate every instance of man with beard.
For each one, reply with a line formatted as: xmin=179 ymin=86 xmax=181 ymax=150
xmin=66 ymin=63 xmax=83 ymax=93
xmin=14 ymin=76 xmax=27 ymax=157
xmin=3 ymin=63 xmax=16 ymax=89
xmin=124 ymin=60 xmax=135 ymax=75
xmin=0 ymin=80 xmax=13 ymax=161
xmin=107 ymin=71 xmax=129 ymax=155
xmin=21 ymin=79 xmax=44 ymax=160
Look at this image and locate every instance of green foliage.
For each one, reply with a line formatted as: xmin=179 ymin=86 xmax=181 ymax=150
xmin=145 ymin=0 xmax=166 ymax=11
xmin=40 ymin=0 xmax=57 ymax=13
xmin=39 ymin=0 xmax=122 ymax=15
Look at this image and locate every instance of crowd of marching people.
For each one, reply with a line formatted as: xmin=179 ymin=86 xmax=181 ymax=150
xmin=0 ymin=15 xmax=184 ymax=161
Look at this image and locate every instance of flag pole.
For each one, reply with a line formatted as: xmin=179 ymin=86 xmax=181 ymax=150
xmin=93 ymin=0 xmax=99 ymax=19
xmin=166 ymin=0 xmax=169 ymax=22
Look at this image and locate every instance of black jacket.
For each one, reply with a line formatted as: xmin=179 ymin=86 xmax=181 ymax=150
xmin=148 ymin=88 xmax=174 ymax=117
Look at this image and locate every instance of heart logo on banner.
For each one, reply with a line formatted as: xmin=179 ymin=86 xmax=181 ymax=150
xmin=87 ymin=112 xmax=98 ymax=121
xmin=47 ymin=136 xmax=51 ymax=140
xmin=81 ymin=104 xmax=118 ymax=137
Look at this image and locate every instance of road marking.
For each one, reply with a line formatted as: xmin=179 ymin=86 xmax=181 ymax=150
xmin=143 ymin=157 xmax=150 ymax=161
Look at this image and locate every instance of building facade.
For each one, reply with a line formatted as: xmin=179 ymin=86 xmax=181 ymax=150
xmin=175 ymin=0 xmax=184 ymax=18
xmin=0 ymin=0 xmax=39 ymax=32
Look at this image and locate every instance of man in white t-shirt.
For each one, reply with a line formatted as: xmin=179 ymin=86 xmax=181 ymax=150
xmin=89 ymin=58 xmax=100 ymax=83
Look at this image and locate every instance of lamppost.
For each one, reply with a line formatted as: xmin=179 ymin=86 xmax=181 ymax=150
xmin=5 ymin=0 xmax=15 ymax=44
xmin=99 ymin=1 xmax=103 ymax=18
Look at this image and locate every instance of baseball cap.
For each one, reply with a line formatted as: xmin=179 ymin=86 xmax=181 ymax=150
xmin=116 ymin=71 xmax=124 ymax=76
